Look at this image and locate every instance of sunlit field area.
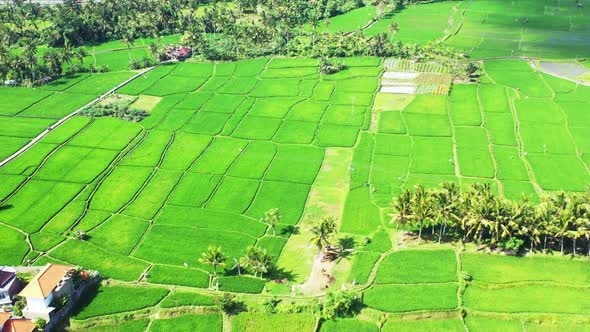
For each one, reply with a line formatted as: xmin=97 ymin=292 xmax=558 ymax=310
xmin=1 ymin=0 xmax=590 ymax=331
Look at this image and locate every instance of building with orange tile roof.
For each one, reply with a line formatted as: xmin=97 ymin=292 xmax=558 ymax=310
xmin=1 ymin=318 xmax=37 ymax=332
xmin=19 ymin=264 xmax=74 ymax=322
xmin=0 ymin=312 xmax=12 ymax=331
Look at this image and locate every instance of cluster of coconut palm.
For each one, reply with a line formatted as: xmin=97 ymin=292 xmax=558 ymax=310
xmin=391 ymin=182 xmax=590 ymax=256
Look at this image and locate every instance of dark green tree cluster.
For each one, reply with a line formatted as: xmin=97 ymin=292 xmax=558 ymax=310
xmin=1 ymin=0 xmax=463 ymax=84
xmin=391 ymin=183 xmax=590 ymax=256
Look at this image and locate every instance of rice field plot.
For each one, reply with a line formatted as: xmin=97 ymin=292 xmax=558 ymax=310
xmin=93 ymin=48 xmax=151 ymax=71
xmin=34 ymin=145 xmax=119 ymax=183
xmin=80 ymin=319 xmax=149 ymax=332
xmin=90 ymin=166 xmax=153 ymax=212
xmin=382 ymin=319 xmax=465 ymax=332
xmin=68 ymin=117 xmax=142 ymax=150
xmin=123 ymin=169 xmax=182 ymax=220
xmin=0 ymin=180 xmax=84 ymax=233
xmin=464 ymin=284 xmax=590 ymax=314
xmin=0 ymin=87 xmax=53 ymax=115
xmin=141 ymin=72 xmax=205 ymax=96
xmin=67 ymin=71 xmax=136 ymax=95
xmin=311 ymin=5 xmax=376 ymax=34
xmin=19 ymin=92 xmax=97 ymax=118
xmin=246 ymin=181 xmax=310 ymax=225
xmin=147 ymin=265 xmax=209 ymax=288
xmin=365 ymin=1 xmax=458 ymax=43
xmin=231 ymin=313 xmax=317 ymax=332
xmin=450 ymin=84 xmax=482 ymax=126
xmin=159 ymin=291 xmax=214 ymax=308
xmin=119 ymin=130 xmax=172 ymax=167
xmin=0 ymin=224 xmax=29 ymax=265
xmin=87 ymin=215 xmax=149 ymax=255
xmin=116 ymin=64 xmax=176 ymax=95
xmin=134 ymin=225 xmax=256 ymax=269
xmin=156 ymin=206 xmax=265 ymax=237
xmin=151 ymin=314 xmax=223 ymax=332
xmin=464 ymin=317 xmax=522 ymax=332
xmin=526 ymin=154 xmax=590 ymax=192
xmin=486 ymin=67 xmax=552 ymax=98
xmin=50 ymin=240 xmax=149 ymax=281
xmin=445 ymin=0 xmax=590 ymax=58
xmin=364 ymin=283 xmax=459 ymax=312
xmin=0 ymin=117 xmax=54 ymax=138
xmin=410 ymin=137 xmax=455 ymax=175
xmin=462 ymin=253 xmax=590 ymax=285
xmin=72 ymin=285 xmax=169 ymax=320
xmin=320 ymin=319 xmax=379 ymax=332
xmin=374 ymin=249 xmax=457 ymax=284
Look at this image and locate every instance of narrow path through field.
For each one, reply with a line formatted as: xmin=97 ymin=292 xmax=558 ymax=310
xmin=297 ymin=253 xmax=336 ymax=296
xmin=0 ymin=65 xmax=161 ymax=169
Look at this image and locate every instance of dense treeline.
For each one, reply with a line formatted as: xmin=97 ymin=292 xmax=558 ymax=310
xmin=391 ymin=183 xmax=590 ymax=256
xmin=0 ymin=0 xmax=467 ymax=85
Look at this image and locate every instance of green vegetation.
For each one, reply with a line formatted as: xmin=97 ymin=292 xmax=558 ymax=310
xmin=231 ymin=313 xmax=317 ymax=332
xmin=73 ymin=286 xmax=168 ymax=320
xmin=150 ymin=314 xmax=222 ymax=332
xmin=2 ymin=2 xmax=590 ymax=327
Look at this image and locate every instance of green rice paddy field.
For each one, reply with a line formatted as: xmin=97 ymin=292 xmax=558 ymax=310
xmin=2 ymin=55 xmax=590 ymax=331
xmin=311 ymin=0 xmax=590 ymax=59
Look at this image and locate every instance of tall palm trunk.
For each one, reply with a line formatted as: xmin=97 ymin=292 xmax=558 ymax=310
xmin=400 ymin=225 xmax=404 ymax=243
xmin=573 ymin=238 xmax=577 ymax=257
xmin=418 ymin=221 xmax=423 ymax=242
xmin=560 ymin=237 xmax=564 ymax=255
xmin=438 ymin=224 xmax=444 ymax=243
xmin=543 ymin=236 xmax=547 ymax=253
xmin=477 ymin=230 xmax=484 ymax=248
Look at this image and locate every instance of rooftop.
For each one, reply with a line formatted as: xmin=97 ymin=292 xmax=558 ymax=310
xmin=19 ymin=264 xmax=74 ymax=299
xmin=2 ymin=319 xmax=36 ymax=332
xmin=0 ymin=312 xmax=11 ymax=328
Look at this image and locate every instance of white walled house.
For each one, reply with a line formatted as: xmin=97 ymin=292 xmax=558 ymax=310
xmin=18 ymin=264 xmax=74 ymax=321
xmin=0 ymin=267 xmax=19 ymax=307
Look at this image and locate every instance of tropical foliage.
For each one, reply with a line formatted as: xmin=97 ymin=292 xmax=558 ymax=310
xmin=0 ymin=0 xmax=465 ymax=84
xmin=391 ymin=183 xmax=590 ymax=256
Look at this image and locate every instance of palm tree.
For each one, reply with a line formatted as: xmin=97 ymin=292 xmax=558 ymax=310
xmin=410 ymin=185 xmax=433 ymax=242
xmin=121 ymin=34 xmax=136 ymax=61
xmin=391 ymin=189 xmax=413 ymax=243
xmin=75 ymin=47 xmax=88 ymax=67
xmin=463 ymin=184 xmax=496 ymax=247
xmin=43 ymin=50 xmax=63 ymax=77
xmin=550 ymin=192 xmax=574 ymax=255
xmin=231 ymin=257 xmax=244 ymax=275
xmin=512 ymin=198 xmax=538 ymax=252
xmin=264 ymin=208 xmax=281 ymax=236
xmin=432 ymin=182 xmax=460 ymax=243
xmin=198 ymin=245 xmax=226 ymax=287
xmin=148 ymin=42 xmax=160 ymax=61
xmin=536 ymin=197 xmax=556 ymax=253
xmin=250 ymin=249 xmax=274 ymax=279
xmin=310 ymin=216 xmax=337 ymax=252
xmin=389 ymin=22 xmax=399 ymax=43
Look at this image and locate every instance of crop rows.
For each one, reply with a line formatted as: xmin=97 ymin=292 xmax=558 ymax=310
xmin=0 ymin=57 xmax=382 ymax=294
xmin=445 ymin=0 xmax=590 ymax=59
xmin=341 ymin=59 xmax=590 ymax=238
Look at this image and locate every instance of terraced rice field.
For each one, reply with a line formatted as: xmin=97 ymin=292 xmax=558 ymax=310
xmin=317 ymin=0 xmax=590 ymax=59
xmin=2 ymin=51 xmax=590 ymax=330
xmin=344 ymin=58 xmax=590 ymax=233
xmin=0 ymin=57 xmax=381 ymax=292
xmin=445 ymin=0 xmax=590 ymax=58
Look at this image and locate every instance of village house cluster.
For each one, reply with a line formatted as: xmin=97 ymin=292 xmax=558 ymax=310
xmin=0 ymin=264 xmax=92 ymax=332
